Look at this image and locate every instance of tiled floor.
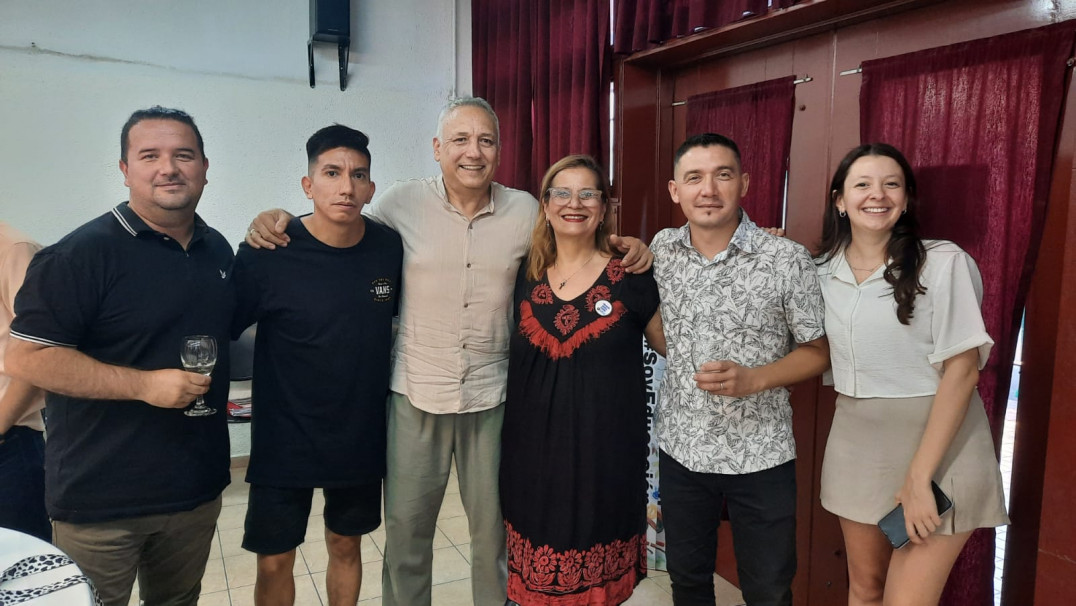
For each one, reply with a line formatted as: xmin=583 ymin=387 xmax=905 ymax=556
xmin=130 ymin=464 xmax=744 ymax=606
xmin=126 ymin=381 xmax=1023 ymax=606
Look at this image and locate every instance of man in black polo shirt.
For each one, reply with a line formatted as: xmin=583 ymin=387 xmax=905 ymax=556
xmin=6 ymin=106 xmax=233 ymax=606
xmin=232 ymin=125 xmax=402 ymax=606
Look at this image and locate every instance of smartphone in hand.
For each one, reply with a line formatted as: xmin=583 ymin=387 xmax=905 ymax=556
xmin=878 ymin=481 xmax=953 ymax=549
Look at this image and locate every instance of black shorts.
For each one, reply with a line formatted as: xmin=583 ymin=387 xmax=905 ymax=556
xmin=242 ymin=482 xmax=382 ymax=555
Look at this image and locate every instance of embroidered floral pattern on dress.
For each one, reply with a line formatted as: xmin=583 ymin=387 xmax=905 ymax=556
xmin=518 ymin=299 xmax=626 ymax=360
xmin=554 ymin=305 xmax=580 ymax=335
xmin=605 ymin=258 xmax=625 ymax=283
xmin=517 ymin=258 xmax=630 ymax=358
xmin=505 ymin=521 xmax=644 ymax=605
xmin=532 ymin=283 xmax=554 ymax=305
xmin=585 ymin=285 xmax=611 ymax=312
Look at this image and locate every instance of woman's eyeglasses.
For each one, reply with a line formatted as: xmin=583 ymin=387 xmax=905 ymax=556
xmin=547 ymin=188 xmax=603 ymax=206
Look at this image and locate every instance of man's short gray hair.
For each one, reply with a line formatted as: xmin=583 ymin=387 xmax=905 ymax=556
xmin=436 ymin=97 xmax=500 ymax=143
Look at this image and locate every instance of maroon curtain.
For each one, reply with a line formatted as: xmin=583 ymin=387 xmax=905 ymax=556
xmin=472 ymin=0 xmax=534 ymax=191
xmin=614 ymin=0 xmax=664 ymax=54
xmin=474 ymin=0 xmax=610 ymax=194
xmin=685 ymin=76 xmax=796 ymax=228
xmin=613 ymin=0 xmax=794 ymax=54
xmin=532 ymin=0 xmax=612 ymax=191
xmin=860 ymin=24 xmax=1075 ymax=606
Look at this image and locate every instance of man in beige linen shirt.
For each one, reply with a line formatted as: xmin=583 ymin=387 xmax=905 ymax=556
xmin=0 ymin=221 xmax=49 ymax=541
xmin=247 ymin=97 xmax=652 ymax=606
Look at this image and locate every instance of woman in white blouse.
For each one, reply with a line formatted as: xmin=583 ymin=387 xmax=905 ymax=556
xmin=815 ymin=143 xmax=1008 ymax=605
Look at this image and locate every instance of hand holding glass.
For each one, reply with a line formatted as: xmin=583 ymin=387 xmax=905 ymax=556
xmin=691 ymin=335 xmax=729 ymax=374
xmin=180 ymin=335 xmax=217 ymax=417
xmin=691 ymin=335 xmax=733 ymax=398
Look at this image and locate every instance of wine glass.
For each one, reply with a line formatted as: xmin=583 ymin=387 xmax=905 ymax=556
xmin=180 ymin=335 xmax=217 ymax=417
xmin=690 ymin=334 xmax=729 ymax=374
xmin=689 ymin=333 xmax=731 ymax=401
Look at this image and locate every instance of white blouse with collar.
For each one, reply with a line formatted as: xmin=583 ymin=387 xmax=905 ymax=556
xmin=817 ymin=240 xmax=994 ymax=398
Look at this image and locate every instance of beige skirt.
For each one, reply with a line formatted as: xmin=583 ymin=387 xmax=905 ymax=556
xmin=820 ymin=392 xmax=1009 ymax=533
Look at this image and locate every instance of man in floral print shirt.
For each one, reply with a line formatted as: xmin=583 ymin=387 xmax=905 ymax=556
xmin=651 ymin=133 xmax=829 ymax=606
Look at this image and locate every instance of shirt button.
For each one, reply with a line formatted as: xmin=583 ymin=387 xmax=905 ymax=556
xmin=468 ymin=224 xmax=474 ymax=230
xmin=163 ymin=237 xmax=170 ymax=241
xmin=463 ymin=303 xmax=469 ymax=308
xmin=461 ymin=344 xmax=467 ymax=349
xmin=460 ymin=378 xmax=466 ymax=384
xmin=466 ymin=263 xmax=472 ymax=268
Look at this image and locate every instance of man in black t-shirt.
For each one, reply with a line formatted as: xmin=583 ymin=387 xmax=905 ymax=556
xmin=232 ymin=125 xmax=402 ymax=606
xmin=7 ymin=107 xmax=233 ymax=606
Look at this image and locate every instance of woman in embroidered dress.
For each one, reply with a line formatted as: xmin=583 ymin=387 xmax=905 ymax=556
xmin=816 ymin=143 xmax=1009 ymax=605
xmin=500 ymin=155 xmax=665 ymax=605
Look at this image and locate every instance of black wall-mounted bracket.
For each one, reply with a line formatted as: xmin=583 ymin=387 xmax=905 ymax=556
xmin=308 ymin=37 xmax=350 ymax=91
xmin=309 ymin=0 xmax=350 ymax=91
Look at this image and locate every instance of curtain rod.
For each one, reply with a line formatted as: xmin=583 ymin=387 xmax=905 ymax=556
xmin=840 ymin=57 xmax=1075 ymax=75
xmin=670 ymin=54 xmax=1075 ymax=105
xmin=671 ymin=75 xmax=813 ymax=106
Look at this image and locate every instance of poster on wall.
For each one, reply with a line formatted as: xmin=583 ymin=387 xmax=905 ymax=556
xmin=643 ymin=342 xmax=666 ymax=571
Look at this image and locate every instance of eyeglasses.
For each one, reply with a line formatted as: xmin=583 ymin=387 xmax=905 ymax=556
xmin=547 ymin=187 xmax=603 ymax=206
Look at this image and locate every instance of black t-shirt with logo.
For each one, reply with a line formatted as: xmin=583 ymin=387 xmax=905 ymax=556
xmin=232 ymin=216 xmax=402 ymax=487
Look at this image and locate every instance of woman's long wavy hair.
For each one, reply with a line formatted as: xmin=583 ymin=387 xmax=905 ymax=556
xmin=526 ymin=155 xmax=614 ymax=281
xmin=818 ymin=143 xmax=927 ymax=325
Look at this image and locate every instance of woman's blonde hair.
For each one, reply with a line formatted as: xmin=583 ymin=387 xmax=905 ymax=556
xmin=527 ymin=155 xmax=614 ymax=281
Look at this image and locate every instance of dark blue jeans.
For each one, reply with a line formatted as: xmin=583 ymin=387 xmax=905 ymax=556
xmin=659 ymin=450 xmax=796 ymax=606
xmin=0 ymin=425 xmax=50 ymax=541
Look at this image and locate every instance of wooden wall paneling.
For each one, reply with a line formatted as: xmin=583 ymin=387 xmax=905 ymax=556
xmin=623 ymin=0 xmax=945 ymax=70
xmin=668 ymin=102 xmax=688 ymax=228
xmin=829 ymin=0 xmax=1056 ymax=68
xmin=715 ymin=524 xmax=740 ymax=589
xmin=674 ymin=63 xmax=703 ymax=102
xmin=784 ymin=33 xmax=836 ymax=247
xmin=778 ymin=33 xmax=849 ymax=606
xmin=806 ymin=385 xmax=845 ymax=605
xmin=615 ymin=61 xmax=664 ymax=240
xmin=1034 ymin=159 xmax=1076 ymax=602
xmin=1003 ymin=87 xmax=1072 ymax=604
xmin=858 ymin=0 xmax=1059 ymax=54
xmin=788 ymin=381 xmax=823 ymax=605
xmin=657 ymin=69 xmax=677 ymax=236
xmin=826 ymin=29 xmax=862 ymax=170
xmin=1015 ymin=72 xmax=1076 ymax=605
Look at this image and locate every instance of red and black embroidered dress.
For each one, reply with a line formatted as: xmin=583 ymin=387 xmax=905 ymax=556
xmin=500 ymin=258 xmax=660 ymax=605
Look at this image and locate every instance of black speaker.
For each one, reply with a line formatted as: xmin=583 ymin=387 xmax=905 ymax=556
xmin=310 ymin=0 xmax=349 ymax=41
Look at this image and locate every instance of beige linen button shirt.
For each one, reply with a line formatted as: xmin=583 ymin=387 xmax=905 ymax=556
xmin=367 ymin=177 xmax=538 ymax=414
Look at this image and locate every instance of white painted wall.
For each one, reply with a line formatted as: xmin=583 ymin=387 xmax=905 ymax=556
xmin=0 ymin=0 xmax=472 ymax=246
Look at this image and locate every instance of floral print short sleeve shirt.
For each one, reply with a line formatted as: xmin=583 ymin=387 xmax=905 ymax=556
xmin=652 ymin=212 xmax=825 ymax=474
